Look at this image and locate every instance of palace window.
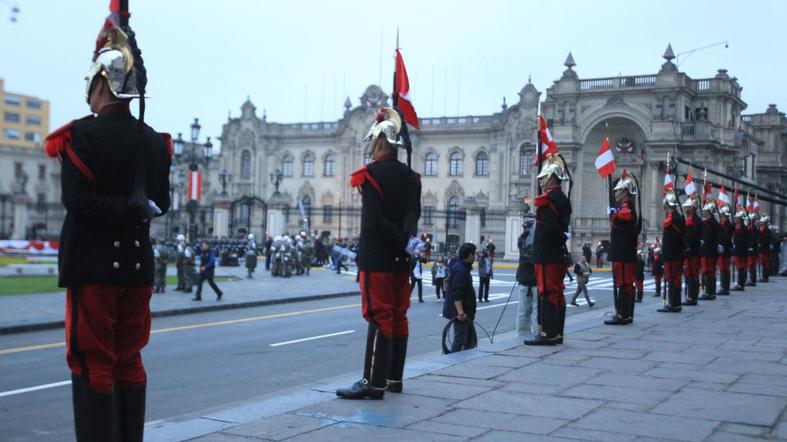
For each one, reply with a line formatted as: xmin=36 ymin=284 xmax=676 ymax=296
xmin=324 ymin=154 xmax=335 ymax=176
xmin=449 ymin=152 xmax=462 ymax=176
xmin=475 ymin=151 xmax=489 ymax=176
xmin=447 ymin=196 xmax=460 ymax=228
xmin=240 ymin=150 xmax=252 ymax=178
xmin=303 ymin=154 xmax=314 ymax=177
xmin=424 ymin=152 xmax=437 ymax=176
xmin=423 ymin=206 xmax=434 ymax=225
xmin=323 ymin=205 xmax=333 ymax=223
xmin=26 ymin=99 xmax=42 ymax=109
xmin=282 ymin=154 xmax=293 ymax=177
xmin=26 ymin=115 xmax=41 ymax=126
xmin=4 ymin=112 xmax=20 ymax=123
xmin=519 ymin=148 xmax=531 ymax=174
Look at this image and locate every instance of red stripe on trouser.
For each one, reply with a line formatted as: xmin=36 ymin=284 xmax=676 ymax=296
xmin=635 ymin=279 xmax=643 ymax=292
xmin=65 ymin=285 xmax=152 ymax=393
xmin=718 ymin=255 xmax=731 ymax=274
xmin=701 ymin=256 xmax=717 ymax=275
xmin=734 ymin=256 xmax=748 ymax=270
xmin=748 ymin=255 xmax=757 ymax=269
xmin=534 ymin=263 xmax=566 ymax=306
xmin=684 ymin=257 xmax=700 ymax=280
xmin=360 ymin=271 xmax=410 ymax=337
xmin=654 ymin=274 xmax=662 ymax=289
xmin=759 ymin=253 xmax=770 ymax=272
xmin=664 ymin=260 xmax=682 ymax=286
xmin=612 ymin=261 xmax=636 ymax=298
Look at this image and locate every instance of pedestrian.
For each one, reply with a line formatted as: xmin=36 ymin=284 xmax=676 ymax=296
xmin=516 ymin=207 xmax=539 ymax=339
xmin=336 ymin=107 xmax=421 ymax=399
xmin=410 ymin=255 xmax=424 ymax=303
xmin=193 ymin=241 xmax=223 ymax=301
xmin=582 ymin=243 xmax=592 ymax=263
xmin=264 ymin=234 xmax=273 ymax=270
xmin=525 ymin=154 xmax=571 ymax=346
xmin=45 ymin=12 xmax=170 ymax=439
xmin=153 ymin=238 xmax=168 ymax=293
xmin=431 ymin=255 xmax=446 ymax=300
xmin=699 ymin=202 xmax=719 ymax=300
xmin=682 ymin=198 xmax=702 ymax=305
xmin=605 ymin=171 xmax=640 ymax=325
xmin=652 ymin=248 xmax=664 ymax=297
xmin=245 ymin=233 xmax=259 ymax=279
xmin=570 ymin=255 xmax=594 ymax=307
xmin=477 ymin=250 xmax=492 ymax=302
xmin=443 ymin=243 xmax=478 ymax=353
xmin=564 ymin=251 xmax=575 ymax=283
xmin=595 ymin=242 xmax=604 ymax=268
xmin=658 ymin=190 xmax=684 ymax=313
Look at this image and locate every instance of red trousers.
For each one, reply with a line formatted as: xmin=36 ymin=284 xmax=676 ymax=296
xmin=748 ymin=255 xmax=757 ymax=270
xmin=684 ymin=256 xmax=700 ymax=281
xmin=612 ymin=261 xmax=636 ymax=297
xmin=635 ymin=278 xmax=644 ymax=293
xmin=664 ymin=260 xmax=682 ymax=286
xmin=654 ymin=274 xmax=662 ymax=291
xmin=734 ymin=256 xmax=748 ymax=271
xmin=717 ymin=255 xmax=731 ymax=275
xmin=66 ymin=285 xmax=152 ymax=393
xmin=759 ymin=253 xmax=770 ymax=273
xmin=701 ymin=256 xmax=717 ymax=276
xmin=359 ymin=271 xmax=410 ymax=337
xmin=535 ymin=263 xmax=566 ymax=306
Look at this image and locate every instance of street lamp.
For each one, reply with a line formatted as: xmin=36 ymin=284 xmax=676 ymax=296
xmin=170 ymin=118 xmax=213 ymax=242
xmin=269 ymin=169 xmax=283 ymax=195
xmin=219 ymin=169 xmax=231 ymax=195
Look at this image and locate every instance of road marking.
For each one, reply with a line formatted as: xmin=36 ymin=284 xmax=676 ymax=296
xmin=0 ymin=303 xmax=361 ymax=356
xmin=0 ymin=380 xmax=71 ymax=399
xmin=270 ymin=330 xmax=355 ymax=347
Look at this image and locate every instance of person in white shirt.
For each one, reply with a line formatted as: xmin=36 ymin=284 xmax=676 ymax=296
xmin=431 ymin=255 xmax=446 ymax=300
xmin=410 ymin=255 xmax=424 ymax=303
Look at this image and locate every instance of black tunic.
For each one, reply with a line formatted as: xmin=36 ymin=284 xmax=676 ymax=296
xmin=684 ymin=213 xmax=702 ymax=258
xmin=717 ymin=219 xmax=732 ymax=256
xmin=608 ymin=201 xmax=638 ymax=263
xmin=662 ymin=212 xmax=684 ymax=262
xmin=533 ymin=187 xmax=572 ymax=265
xmin=700 ymin=217 xmax=719 ymax=257
xmin=732 ymin=224 xmax=750 ymax=258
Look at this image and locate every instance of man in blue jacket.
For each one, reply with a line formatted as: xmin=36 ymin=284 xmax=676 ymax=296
xmin=443 ymin=243 xmax=478 ymax=352
xmin=193 ymin=241 xmax=223 ymax=301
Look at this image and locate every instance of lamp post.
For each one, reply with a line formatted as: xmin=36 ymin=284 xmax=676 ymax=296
xmin=218 ymin=169 xmax=231 ymax=195
xmin=172 ymin=118 xmax=213 ymax=242
xmin=269 ymin=169 xmax=283 ymax=195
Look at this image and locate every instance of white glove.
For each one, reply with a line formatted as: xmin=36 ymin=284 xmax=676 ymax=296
xmin=607 ymin=207 xmax=618 ymax=215
xmin=147 ymin=199 xmax=162 ymax=216
xmin=717 ymin=245 xmax=724 ymax=254
xmin=564 ymin=232 xmax=573 ymax=241
xmin=405 ymin=236 xmax=423 ymax=256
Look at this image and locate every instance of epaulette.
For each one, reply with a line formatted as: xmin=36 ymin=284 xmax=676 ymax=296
xmin=685 ymin=216 xmax=695 ymax=227
xmin=616 ymin=203 xmax=634 ymax=221
xmin=44 ymin=116 xmax=96 ymax=184
xmin=350 ymin=165 xmax=383 ymax=199
xmin=161 ymin=132 xmax=174 ymax=158
xmin=534 ymin=193 xmax=549 ymax=207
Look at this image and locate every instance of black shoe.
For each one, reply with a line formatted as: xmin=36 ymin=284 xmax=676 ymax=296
xmin=698 ymin=294 xmax=716 ymax=300
xmin=681 ymin=300 xmax=697 ymax=306
xmin=570 ymin=301 xmax=579 ymax=306
xmin=217 ymin=292 xmax=223 ymax=301
xmin=654 ymin=292 xmax=661 ymax=297
xmin=657 ymin=306 xmax=682 ymax=313
xmin=604 ymin=315 xmax=627 ymax=325
xmin=524 ymin=333 xmax=559 ymax=346
xmin=589 ymin=302 xmax=595 ymax=308
xmin=732 ymin=285 xmax=744 ymax=291
xmin=418 ymin=299 xmax=424 ymax=303
xmin=192 ymin=296 xmax=201 ymax=301
xmin=634 ymin=298 xmax=642 ymax=303
xmin=386 ymin=380 xmax=403 ymax=393
xmin=336 ymin=379 xmax=384 ymax=399
xmin=623 ymin=317 xmax=633 ymax=324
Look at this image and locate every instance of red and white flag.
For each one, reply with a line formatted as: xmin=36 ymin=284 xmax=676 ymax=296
xmin=734 ymin=188 xmax=743 ymax=210
xmin=717 ymin=185 xmax=730 ymax=207
xmin=703 ymin=182 xmax=714 ymax=203
xmin=394 ymin=49 xmax=419 ymax=129
xmin=594 ymin=137 xmax=616 ymax=178
xmin=684 ymin=171 xmax=696 ymax=197
xmin=188 ymin=170 xmax=202 ymax=201
xmin=533 ymin=115 xmax=559 ymax=165
xmin=746 ymin=194 xmax=753 ymax=212
xmin=663 ymin=170 xmax=674 ymax=195
xmin=753 ymin=195 xmax=760 ymax=213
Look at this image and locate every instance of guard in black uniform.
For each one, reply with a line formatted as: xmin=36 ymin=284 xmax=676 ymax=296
xmin=716 ymin=205 xmax=732 ymax=295
xmin=605 ymin=171 xmax=640 ymax=325
xmin=682 ymin=198 xmax=701 ymax=306
xmin=758 ymin=214 xmax=772 ymax=282
xmin=732 ymin=209 xmax=750 ymax=291
xmin=337 ymin=108 xmax=421 ymax=399
xmin=747 ymin=213 xmax=758 ymax=286
xmin=658 ymin=191 xmax=683 ymax=313
xmin=45 ymin=6 xmax=170 ymax=440
xmin=699 ymin=202 xmax=719 ymax=300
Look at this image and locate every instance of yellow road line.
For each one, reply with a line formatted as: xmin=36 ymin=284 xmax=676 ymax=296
xmin=0 ymin=303 xmax=361 ymax=356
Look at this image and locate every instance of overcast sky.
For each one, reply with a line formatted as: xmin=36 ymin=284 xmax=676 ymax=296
xmin=1 ymin=0 xmax=785 ymax=144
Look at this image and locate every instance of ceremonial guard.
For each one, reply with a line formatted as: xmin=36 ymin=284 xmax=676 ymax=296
xmin=525 ymin=154 xmax=571 ymax=345
xmin=699 ymin=202 xmax=719 ymax=300
xmin=337 ymin=108 xmax=421 ymax=399
xmin=658 ymin=191 xmax=683 ymax=313
xmin=300 ymin=232 xmax=315 ymax=275
xmin=747 ymin=213 xmax=759 ymax=286
xmin=682 ymin=198 xmax=701 ymax=306
xmin=717 ymin=205 xmax=733 ymax=295
xmin=635 ymin=252 xmax=646 ymax=303
xmin=45 ymin=2 xmax=171 ymax=439
xmin=175 ymin=234 xmax=186 ymax=291
xmin=652 ymin=247 xmax=664 ymax=298
xmin=245 ymin=233 xmax=258 ymax=279
xmin=732 ymin=209 xmax=750 ymax=290
xmin=604 ymin=171 xmax=640 ymax=325
xmin=758 ymin=214 xmax=771 ymax=282
xmin=153 ymin=238 xmax=168 ymax=293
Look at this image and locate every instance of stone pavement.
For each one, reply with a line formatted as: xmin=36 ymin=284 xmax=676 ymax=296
xmin=148 ymin=276 xmax=787 ymax=442
xmin=0 ymin=265 xmax=360 ymax=333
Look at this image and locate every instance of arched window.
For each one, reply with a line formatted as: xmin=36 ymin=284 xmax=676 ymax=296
xmin=303 ymin=154 xmax=314 ymax=177
xmin=282 ymin=154 xmax=293 ymax=177
xmin=301 ymin=195 xmax=312 ymax=226
xmin=449 ymin=152 xmax=462 ymax=176
xmin=447 ymin=196 xmax=460 ymax=228
xmin=424 ymin=152 xmax=437 ymax=176
xmin=519 ymin=147 xmax=530 ymax=175
xmin=240 ymin=150 xmax=252 ymax=178
xmin=475 ymin=151 xmax=489 ymax=176
xmin=324 ymin=154 xmax=335 ymax=176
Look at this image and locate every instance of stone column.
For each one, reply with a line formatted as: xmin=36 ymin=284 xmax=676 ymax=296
xmin=213 ymin=194 xmax=231 ymax=238
xmin=12 ymin=193 xmax=30 ymax=240
xmin=464 ymin=208 xmax=481 ymax=245
xmin=504 ymin=211 xmax=522 ymax=260
xmin=266 ymin=192 xmax=288 ymax=237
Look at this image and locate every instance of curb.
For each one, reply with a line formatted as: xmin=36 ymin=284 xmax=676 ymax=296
xmin=0 ymin=290 xmax=360 ymax=336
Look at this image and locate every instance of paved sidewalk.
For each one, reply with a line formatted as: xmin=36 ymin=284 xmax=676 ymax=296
xmin=0 ymin=265 xmax=361 ymax=334
xmin=148 ymin=276 xmax=787 ymax=442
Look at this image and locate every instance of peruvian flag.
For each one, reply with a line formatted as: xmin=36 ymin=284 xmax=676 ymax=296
xmin=717 ymin=185 xmax=731 ymax=207
xmin=703 ymin=182 xmax=714 ymax=203
xmin=533 ymin=115 xmax=559 ymax=165
xmin=594 ymin=137 xmax=616 ymax=178
xmin=394 ymin=49 xmax=419 ymax=129
xmin=663 ymin=170 xmax=674 ymax=195
xmin=188 ymin=170 xmax=202 ymax=201
xmin=746 ymin=194 xmax=754 ymax=212
xmin=753 ymin=195 xmax=760 ymax=213
xmin=735 ymin=188 xmax=743 ymax=210
xmin=684 ymin=171 xmax=697 ymax=197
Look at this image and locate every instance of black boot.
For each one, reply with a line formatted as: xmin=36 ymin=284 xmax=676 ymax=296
xmin=525 ymin=302 xmax=560 ymax=346
xmin=625 ymin=293 xmax=635 ymax=324
xmin=71 ymin=374 xmax=113 ymax=442
xmin=654 ymin=282 xmax=662 ymax=297
xmin=659 ymin=283 xmax=681 ymax=312
xmin=682 ymin=279 xmax=698 ymax=305
xmin=699 ymin=274 xmax=716 ymax=300
xmin=718 ymin=273 xmax=730 ymax=295
xmin=337 ymin=324 xmax=390 ymax=399
xmin=733 ymin=269 xmax=745 ymax=291
xmin=387 ymin=336 xmax=408 ymax=393
xmin=748 ymin=267 xmax=757 ymax=286
xmin=113 ymin=384 xmax=146 ymax=442
xmin=605 ymin=288 xmax=627 ymax=325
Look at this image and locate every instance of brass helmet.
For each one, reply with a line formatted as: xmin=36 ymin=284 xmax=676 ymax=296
xmin=612 ymin=170 xmax=638 ymax=195
xmin=663 ymin=190 xmax=679 ymax=207
xmin=761 ymin=214 xmax=770 ymax=224
xmin=86 ymin=26 xmax=143 ymax=101
xmin=734 ymin=209 xmax=747 ymax=221
xmin=363 ymin=107 xmax=403 ymax=146
xmin=719 ymin=205 xmax=731 ymax=217
xmin=702 ymin=202 xmax=717 ymax=214
xmin=682 ymin=196 xmax=698 ymax=210
xmin=536 ymin=154 xmax=569 ymax=181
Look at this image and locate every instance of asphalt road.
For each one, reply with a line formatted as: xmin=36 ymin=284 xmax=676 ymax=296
xmin=0 ymin=270 xmax=630 ymax=441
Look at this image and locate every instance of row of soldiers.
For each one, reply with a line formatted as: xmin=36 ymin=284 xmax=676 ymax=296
xmin=658 ymin=190 xmax=778 ymax=312
xmin=269 ymin=232 xmax=315 ymax=278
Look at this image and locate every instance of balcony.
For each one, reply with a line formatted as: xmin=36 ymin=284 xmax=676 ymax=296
xmin=577 ymin=75 xmax=657 ymax=91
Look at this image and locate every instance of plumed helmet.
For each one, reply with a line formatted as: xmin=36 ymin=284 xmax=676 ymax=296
xmin=702 ymin=202 xmax=717 ymax=214
xmin=176 ymin=234 xmax=185 ymax=242
xmin=613 ymin=170 xmax=638 ymax=195
xmin=735 ymin=209 xmax=747 ymax=220
xmin=536 ymin=154 xmax=569 ymax=181
xmin=363 ymin=107 xmax=403 ymax=146
xmin=748 ymin=212 xmax=757 ymax=220
xmin=654 ymin=247 xmax=662 ymax=254
xmin=247 ymin=234 xmax=255 ymax=240
xmin=718 ymin=205 xmax=731 ymax=217
xmin=663 ymin=190 xmax=679 ymax=207
xmin=86 ymin=26 xmax=143 ymax=100
xmin=682 ymin=197 xmax=698 ymax=210
xmin=761 ymin=214 xmax=770 ymax=224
